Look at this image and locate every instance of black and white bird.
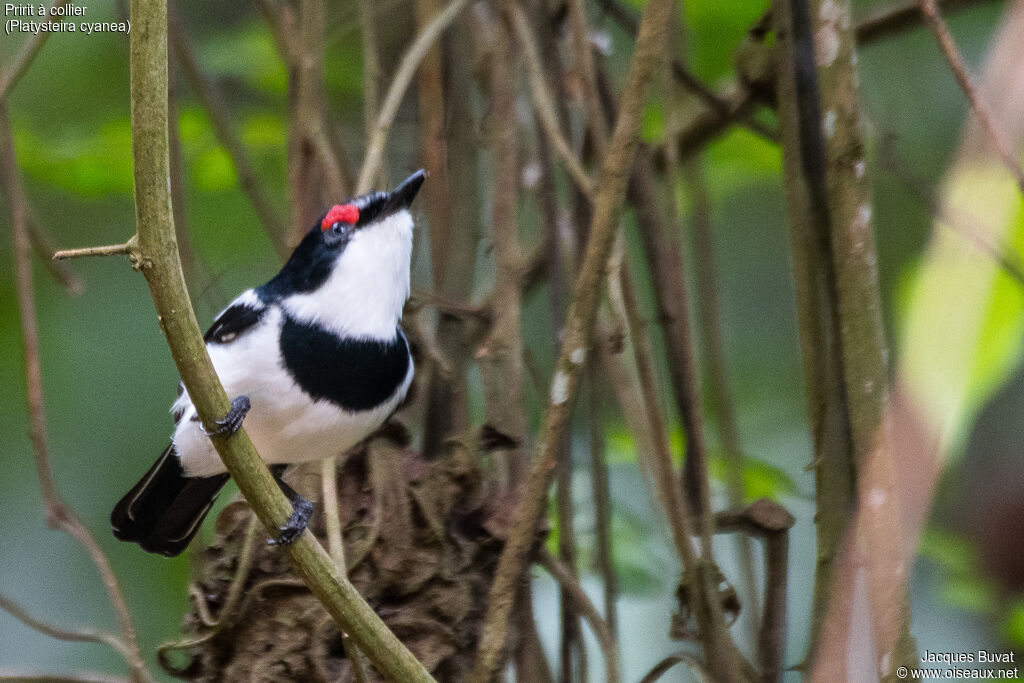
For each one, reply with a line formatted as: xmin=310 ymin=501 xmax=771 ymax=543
xmin=111 ymin=170 xmax=425 ymax=556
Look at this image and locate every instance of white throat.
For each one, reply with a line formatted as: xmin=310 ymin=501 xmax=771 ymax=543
xmin=283 ymin=210 xmax=413 ymax=340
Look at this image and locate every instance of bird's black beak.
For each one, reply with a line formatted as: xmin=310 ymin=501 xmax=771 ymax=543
xmin=385 ymin=169 xmax=426 ymax=213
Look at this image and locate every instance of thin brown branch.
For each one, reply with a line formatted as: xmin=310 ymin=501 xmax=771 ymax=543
xmin=442 ymin=25 xmax=537 ymax=656
xmin=52 ymin=239 xmax=136 ymax=261
xmin=596 ymin=0 xmax=775 ymax=142
xmin=546 ymin=140 xmax=583 ymax=683
xmin=518 ymin=238 xmax=550 ymax=295
xmin=0 ymin=0 xmax=71 ymax=100
xmin=556 ymin=427 xmax=582 ymax=683
xmin=401 ymin=305 xmax=456 ymax=378
xmin=593 ymin=30 xmax=745 ymax=671
xmin=511 ymin=5 xmax=595 ymax=198
xmin=309 ymin=122 xmax=348 ymax=200
xmin=918 ymin=0 xmax=1024 ymax=197
xmin=409 ymin=289 xmax=490 ymax=322
xmin=158 ymin=518 xmax=261 ymax=663
xmin=257 ymin=0 xmax=296 ymax=65
xmin=586 ymin=360 xmax=618 ymax=639
xmin=0 ymin=592 xmax=132 ymax=661
xmin=677 ymin=5 xmax=763 ymax=650
xmin=513 ymin=583 xmax=556 ymax=683
xmin=680 ymin=154 xmax=762 ymax=643
xmin=855 ymin=0 xmax=996 ymax=45
xmin=420 ymin=10 xmax=482 ymax=459
xmin=188 ymin=583 xmax=218 ymax=628
xmin=671 ymin=84 xmax=769 ymax=160
xmin=27 ymin=217 xmax=83 ymax=293
xmin=612 ymin=255 xmax=696 ymax=562
xmin=774 ymin=0 xmax=858 ymax=657
xmin=356 ymin=0 xmax=471 ymax=193
xmin=600 ymin=46 xmax=750 ymax=683
xmin=167 ymin=7 xmax=290 ymax=258
xmin=0 ymin=673 xmax=131 ymax=683
xmin=159 ymin=578 xmax=309 ymax=676
xmin=878 ymin=139 xmax=1024 ymax=288
xmin=0 ymin=104 xmax=150 ymax=683
xmin=628 ymin=150 xmax=714 ymax=537
xmin=568 ymin=0 xmax=609 ymax=153
xmin=469 ymin=0 xmax=671 ymax=677
xmin=605 ymin=40 xmax=716 ymax=553
xmin=162 ymin=544 xmax=306 ymax=676
xmin=413 ymin=0 xmax=453 ymax=297
xmin=592 ymin=282 xmax=748 ymax=677
xmin=637 ymin=653 xmax=709 ymax=683
xmin=359 ymin=0 xmax=385 ymax=190
xmin=525 ymin=0 xmax=592 ymax=272
xmin=682 ymin=161 xmax=749 ymax=506
xmin=286 ymin=0 xmax=327 ymax=241
xmin=515 ymin=24 xmax=588 ymax=666
xmin=715 ymin=500 xmax=795 ymax=683
xmin=318 ymin=461 xmax=371 ymax=683
xmin=557 ymin=12 xmax=607 ymax=664
xmin=321 ymin=459 xmax=345 ymax=568
xmin=664 ymin=0 xmax=753 ymax=573
xmin=537 ymin=549 xmax=620 ymax=683
xmin=324 ymin=122 xmax=359 ymax=194
xmin=477 ymin=12 xmax=527 ymax=490
xmin=527 ymin=80 xmax=569 ymax=334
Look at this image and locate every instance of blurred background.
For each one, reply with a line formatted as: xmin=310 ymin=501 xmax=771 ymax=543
xmin=2 ymin=0 xmax=1023 ymax=679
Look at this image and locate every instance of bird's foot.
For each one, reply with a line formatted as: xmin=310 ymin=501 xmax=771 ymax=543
xmin=201 ymin=395 xmax=251 ymax=437
xmin=267 ymin=470 xmax=314 ymax=547
xmin=267 ymin=495 xmax=314 ymax=546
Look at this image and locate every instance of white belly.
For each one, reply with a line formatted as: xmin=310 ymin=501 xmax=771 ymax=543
xmin=171 ymin=308 xmax=412 ymax=477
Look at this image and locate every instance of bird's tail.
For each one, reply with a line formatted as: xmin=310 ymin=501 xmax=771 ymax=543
xmin=111 ymin=444 xmax=229 ymax=557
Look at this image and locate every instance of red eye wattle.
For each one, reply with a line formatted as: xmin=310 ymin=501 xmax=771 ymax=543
xmin=321 ymin=204 xmax=360 ymax=231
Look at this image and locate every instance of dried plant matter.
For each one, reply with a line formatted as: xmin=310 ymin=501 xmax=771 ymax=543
xmin=165 ymin=437 xmax=506 ymax=682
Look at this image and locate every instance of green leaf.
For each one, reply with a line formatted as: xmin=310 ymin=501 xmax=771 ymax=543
xmin=1001 ymin=601 xmax=1024 ymax=648
xmin=920 ymin=529 xmax=997 ymax=614
xmin=641 ymin=100 xmax=665 ymax=144
xmin=241 ymin=113 xmax=287 ymax=150
xmin=607 ymin=423 xmax=798 ymax=501
xmin=938 ymin=576 xmax=996 ymax=613
xmin=616 ymin=559 xmax=662 ymax=595
xmin=177 ymin=107 xmax=213 ymax=146
xmin=900 ymin=165 xmax=1024 ymax=455
xmin=196 ymin=21 xmax=287 ymax=95
xmin=703 ymin=128 xmax=782 ymax=198
xmin=192 ymin=147 xmax=238 ymax=192
xmin=919 ymin=528 xmax=977 ymax=576
xmin=707 ymin=450 xmax=800 ymax=501
xmin=606 ymin=424 xmax=640 ymax=465
xmin=13 ymin=118 xmax=134 ymax=196
xmin=684 ymin=0 xmax=769 ymax=83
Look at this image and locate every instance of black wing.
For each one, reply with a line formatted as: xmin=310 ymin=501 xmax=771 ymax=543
xmin=203 ymin=292 xmax=266 ymax=345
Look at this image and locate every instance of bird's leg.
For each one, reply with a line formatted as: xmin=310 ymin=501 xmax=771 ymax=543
xmin=201 ymin=395 xmax=251 ymax=437
xmin=267 ymin=466 xmax=314 ymax=547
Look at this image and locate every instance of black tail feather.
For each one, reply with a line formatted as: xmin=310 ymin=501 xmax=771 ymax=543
xmin=111 ymin=445 xmax=229 ymax=557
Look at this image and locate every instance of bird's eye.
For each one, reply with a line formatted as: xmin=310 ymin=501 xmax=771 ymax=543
xmin=320 ymin=203 xmax=358 ymax=247
xmin=322 ymin=222 xmax=350 ymax=247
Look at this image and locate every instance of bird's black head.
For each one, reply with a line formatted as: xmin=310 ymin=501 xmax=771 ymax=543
xmin=260 ymin=170 xmax=426 ymax=302
xmin=318 ymin=169 xmax=427 ymax=249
